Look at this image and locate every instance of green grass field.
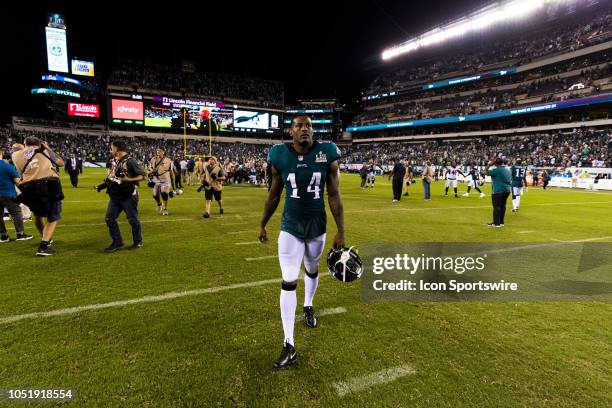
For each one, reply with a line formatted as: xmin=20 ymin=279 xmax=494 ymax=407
xmin=1 ymin=169 xmax=611 ymax=407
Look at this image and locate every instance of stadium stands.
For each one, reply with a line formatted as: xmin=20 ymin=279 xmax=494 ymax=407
xmin=108 ymin=60 xmax=284 ymax=107
xmin=343 ymin=127 xmax=611 ymax=168
xmin=368 ymin=10 xmax=612 ymax=95
xmin=2 ymin=126 xmax=610 ymax=169
xmin=350 ymin=8 xmax=612 ymax=142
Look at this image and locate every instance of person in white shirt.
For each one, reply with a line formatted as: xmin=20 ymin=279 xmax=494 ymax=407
xmin=179 ymin=159 xmax=188 ymax=183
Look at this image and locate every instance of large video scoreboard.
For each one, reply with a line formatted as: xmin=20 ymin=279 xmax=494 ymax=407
xmin=109 ymin=95 xmax=283 ymax=135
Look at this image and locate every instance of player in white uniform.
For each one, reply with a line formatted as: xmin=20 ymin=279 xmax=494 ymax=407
xmin=463 ymin=166 xmax=486 ymax=198
xmin=444 ymin=164 xmax=465 ymax=198
xmin=366 ymin=161 xmax=376 ymax=188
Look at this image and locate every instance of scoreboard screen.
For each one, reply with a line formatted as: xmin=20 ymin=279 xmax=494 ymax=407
xmin=45 ymin=27 xmax=69 ymax=73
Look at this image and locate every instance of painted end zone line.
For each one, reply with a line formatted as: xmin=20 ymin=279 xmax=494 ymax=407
xmin=334 ymin=364 xmax=416 ymax=397
xmin=0 ymin=278 xmax=280 ymax=325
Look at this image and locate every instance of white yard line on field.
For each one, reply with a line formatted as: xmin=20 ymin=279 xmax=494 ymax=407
xmin=8 ymin=200 xmax=610 ymax=231
xmin=2 ymin=234 xmax=609 ymax=326
xmin=234 ymin=241 xmax=261 ymax=246
xmin=345 ymin=200 xmax=612 ymax=214
xmin=333 ymin=364 xmax=416 ymax=397
xmin=64 ymin=196 xmax=257 ymax=203
xmin=303 ymin=307 xmax=347 ymax=318
xmin=0 ymin=278 xmax=281 ymax=325
xmin=543 ymin=188 xmax=612 ymax=195
xmin=227 ymin=230 xmax=253 ymax=235
xmin=47 ymin=218 xmax=194 ymax=228
xmin=549 ymin=236 xmax=612 ymax=243
xmin=245 ymin=255 xmax=277 ymax=261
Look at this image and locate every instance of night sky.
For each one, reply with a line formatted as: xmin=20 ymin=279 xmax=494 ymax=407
xmin=4 ymin=0 xmax=486 ymax=122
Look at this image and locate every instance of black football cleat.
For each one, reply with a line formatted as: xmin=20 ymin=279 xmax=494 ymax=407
xmin=303 ymin=306 xmax=318 ymax=328
xmin=273 ymin=342 xmax=297 ymax=370
xmin=203 ymin=213 xmax=210 ymax=218
xmin=219 ymin=208 xmax=224 ymax=215
xmin=36 ymin=246 xmax=57 ymax=256
xmin=104 ymin=242 xmax=125 ymax=253
xmin=128 ymin=242 xmax=143 ymax=250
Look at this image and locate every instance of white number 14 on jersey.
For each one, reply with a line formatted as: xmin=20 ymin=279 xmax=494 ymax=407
xmin=288 ymin=172 xmax=321 ymax=199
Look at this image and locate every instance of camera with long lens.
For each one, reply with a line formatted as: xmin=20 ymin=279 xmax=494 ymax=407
xmin=95 ymin=171 xmax=124 ymax=192
xmin=147 ymin=171 xmax=159 ymax=188
xmin=197 ymin=180 xmax=210 ymax=192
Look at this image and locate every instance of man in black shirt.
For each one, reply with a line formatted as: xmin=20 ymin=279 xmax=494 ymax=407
xmin=64 ymin=153 xmax=83 ymax=188
xmin=359 ymin=163 xmax=367 ymax=189
xmin=390 ymin=157 xmax=405 ymax=203
xmin=542 ymin=170 xmax=550 ymax=190
xmin=102 ymin=140 xmax=145 ymax=252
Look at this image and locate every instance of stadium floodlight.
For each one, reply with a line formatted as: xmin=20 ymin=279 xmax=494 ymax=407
xmin=381 ymin=0 xmax=566 ymax=61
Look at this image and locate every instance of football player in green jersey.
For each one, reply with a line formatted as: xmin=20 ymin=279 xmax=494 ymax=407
xmin=258 ymin=114 xmax=345 ymax=370
xmin=510 ymin=159 xmax=527 ymax=212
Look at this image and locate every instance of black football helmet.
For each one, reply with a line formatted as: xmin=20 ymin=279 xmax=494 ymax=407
xmin=327 ymin=246 xmax=363 ymax=282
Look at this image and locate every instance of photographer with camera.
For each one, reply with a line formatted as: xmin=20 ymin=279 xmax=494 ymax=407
xmin=0 ymin=149 xmax=33 ymax=243
xmin=101 ymin=140 xmax=145 ymax=252
xmin=11 ymin=137 xmax=64 ymax=256
xmin=200 ymin=156 xmax=225 ymax=218
xmin=148 ymin=148 xmax=175 ymax=216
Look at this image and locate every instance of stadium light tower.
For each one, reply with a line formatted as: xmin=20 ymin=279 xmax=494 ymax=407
xmin=381 ymin=0 xmax=567 ymax=61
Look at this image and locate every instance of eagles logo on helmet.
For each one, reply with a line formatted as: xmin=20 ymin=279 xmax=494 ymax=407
xmin=327 ymin=246 xmax=363 ymax=282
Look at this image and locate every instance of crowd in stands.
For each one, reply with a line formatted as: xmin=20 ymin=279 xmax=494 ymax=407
xmin=353 ymin=61 xmax=611 ymax=126
xmin=0 ymin=127 xmax=271 ymax=186
xmin=369 ymin=10 xmax=612 ymax=94
xmin=2 ymin=127 xmax=610 ymax=175
xmin=343 ymin=127 xmax=611 ymax=168
xmin=109 ymin=60 xmax=284 ymax=107
xmin=365 ymin=51 xmax=612 ymax=107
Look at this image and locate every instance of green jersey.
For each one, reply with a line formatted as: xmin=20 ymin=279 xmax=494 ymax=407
xmin=268 ymin=141 xmax=341 ymax=239
xmin=510 ymin=165 xmax=527 ymax=188
xmin=488 ymin=166 xmax=512 ymax=194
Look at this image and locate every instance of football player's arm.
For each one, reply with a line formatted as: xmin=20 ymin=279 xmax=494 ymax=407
xmin=327 ymin=160 xmax=345 ymax=249
xmin=258 ymin=165 xmax=283 ymax=243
